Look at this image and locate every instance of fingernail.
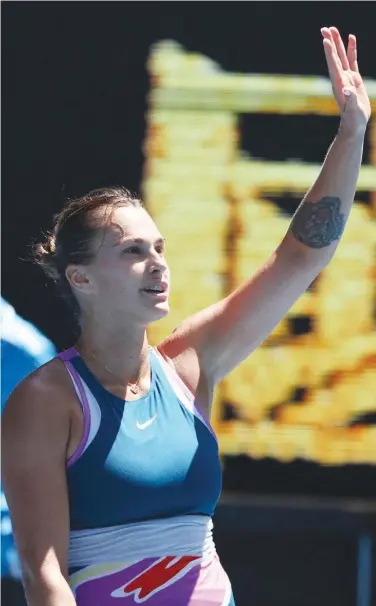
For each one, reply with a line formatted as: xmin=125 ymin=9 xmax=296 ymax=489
xmin=343 ymin=89 xmax=351 ymax=97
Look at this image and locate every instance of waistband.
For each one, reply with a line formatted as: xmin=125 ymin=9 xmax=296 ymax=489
xmin=69 ymin=515 xmax=216 ymax=568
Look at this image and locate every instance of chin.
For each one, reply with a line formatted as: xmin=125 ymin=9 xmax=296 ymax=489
xmin=154 ymin=301 xmax=170 ymax=318
xmin=145 ymin=301 xmax=170 ymax=323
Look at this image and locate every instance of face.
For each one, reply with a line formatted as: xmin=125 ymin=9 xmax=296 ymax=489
xmin=71 ymin=205 xmax=170 ymax=325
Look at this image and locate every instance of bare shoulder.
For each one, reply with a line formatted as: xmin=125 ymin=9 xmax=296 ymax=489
xmin=157 ymin=304 xmax=217 ymax=385
xmin=2 ymin=358 xmax=77 ymax=582
xmin=2 ymin=356 xmax=78 ymax=442
xmin=157 ymin=314 xmax=215 ymax=416
xmin=157 ymin=327 xmax=202 ymax=394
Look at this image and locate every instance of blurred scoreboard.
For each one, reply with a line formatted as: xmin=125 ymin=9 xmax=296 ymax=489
xmin=143 ymin=41 xmax=376 ymax=467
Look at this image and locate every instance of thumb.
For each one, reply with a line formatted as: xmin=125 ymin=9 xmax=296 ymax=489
xmin=342 ymin=88 xmax=356 ymax=111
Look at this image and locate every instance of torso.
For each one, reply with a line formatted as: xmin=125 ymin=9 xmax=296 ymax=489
xmin=28 ymin=346 xmax=234 ymax=605
xmin=65 ymin=344 xmax=214 ymax=462
xmin=54 ymin=345 xmax=221 ymax=540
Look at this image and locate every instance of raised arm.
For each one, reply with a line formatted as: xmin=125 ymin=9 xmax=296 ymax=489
xmin=1 ymin=369 xmax=77 ymax=606
xmin=284 ymin=27 xmax=371 ymax=264
xmin=160 ymin=27 xmax=371 ymax=406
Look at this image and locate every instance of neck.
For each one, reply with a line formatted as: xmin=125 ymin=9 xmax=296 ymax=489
xmin=75 ymin=316 xmax=150 ymax=384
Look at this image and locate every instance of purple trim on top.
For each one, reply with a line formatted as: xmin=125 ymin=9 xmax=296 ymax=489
xmin=154 ymin=349 xmax=218 ymax=443
xmin=58 ymin=349 xmax=92 ymax=468
xmin=58 ymin=346 xmax=79 ymax=362
xmin=192 ymin=401 xmax=217 ymax=442
xmin=175 ymin=370 xmax=217 ymax=442
xmin=191 ymin=401 xmax=218 ymax=444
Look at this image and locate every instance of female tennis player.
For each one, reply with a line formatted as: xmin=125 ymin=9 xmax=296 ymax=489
xmin=2 ymin=27 xmax=371 ymax=606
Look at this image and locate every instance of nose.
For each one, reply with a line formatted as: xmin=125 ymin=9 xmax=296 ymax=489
xmin=148 ymin=251 xmax=167 ymax=274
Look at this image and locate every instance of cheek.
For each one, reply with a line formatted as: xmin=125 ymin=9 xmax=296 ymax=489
xmin=95 ymin=265 xmax=141 ymax=295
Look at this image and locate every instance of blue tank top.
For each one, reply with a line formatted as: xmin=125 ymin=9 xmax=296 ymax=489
xmin=60 ymin=347 xmax=222 ymax=531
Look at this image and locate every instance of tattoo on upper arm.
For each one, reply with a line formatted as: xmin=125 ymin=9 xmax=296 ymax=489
xmin=290 ymin=196 xmax=346 ymax=249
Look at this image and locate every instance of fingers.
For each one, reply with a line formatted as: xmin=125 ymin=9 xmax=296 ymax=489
xmin=347 ymin=34 xmax=359 ymax=72
xmin=329 ymin=27 xmax=350 ymax=70
xmin=321 ymin=27 xmax=360 ymax=76
xmin=322 ymin=36 xmax=342 ymax=84
xmin=321 ymin=28 xmax=343 ymax=79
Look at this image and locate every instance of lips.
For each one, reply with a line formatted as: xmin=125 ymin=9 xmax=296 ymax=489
xmin=141 ymin=281 xmax=168 ymax=293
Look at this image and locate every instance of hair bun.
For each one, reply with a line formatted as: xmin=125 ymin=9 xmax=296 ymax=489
xmin=33 ymin=234 xmax=60 ymax=281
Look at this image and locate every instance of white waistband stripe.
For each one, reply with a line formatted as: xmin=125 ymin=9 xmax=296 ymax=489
xmin=69 ymin=515 xmax=216 ymax=568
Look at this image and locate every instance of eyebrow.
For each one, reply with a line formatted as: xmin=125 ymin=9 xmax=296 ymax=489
xmin=113 ymin=236 xmax=166 ymax=247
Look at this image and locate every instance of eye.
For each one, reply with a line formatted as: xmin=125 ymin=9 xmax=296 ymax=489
xmin=156 ymin=240 xmax=166 ymax=255
xmin=123 ymin=246 xmax=141 ymax=255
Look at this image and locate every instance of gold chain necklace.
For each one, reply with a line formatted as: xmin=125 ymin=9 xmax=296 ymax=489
xmin=88 ymin=351 xmax=150 ymax=395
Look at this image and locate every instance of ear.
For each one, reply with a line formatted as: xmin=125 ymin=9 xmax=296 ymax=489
xmin=65 ymin=265 xmax=94 ymax=295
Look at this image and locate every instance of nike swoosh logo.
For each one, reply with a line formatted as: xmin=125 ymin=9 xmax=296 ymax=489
xmin=136 ymin=414 xmax=158 ymax=430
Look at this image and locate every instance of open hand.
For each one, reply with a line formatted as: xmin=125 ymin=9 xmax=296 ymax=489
xmin=321 ymin=27 xmax=371 ymax=136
